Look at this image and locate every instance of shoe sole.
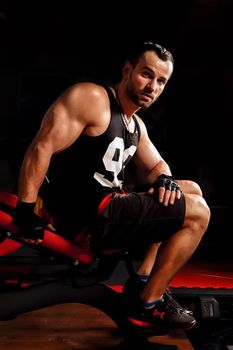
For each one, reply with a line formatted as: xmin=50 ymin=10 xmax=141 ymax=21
xmin=127 ymin=316 xmax=196 ymax=332
xmin=127 ymin=317 xmax=170 ymax=335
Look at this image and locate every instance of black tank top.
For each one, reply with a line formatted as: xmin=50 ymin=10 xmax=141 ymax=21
xmin=46 ymin=85 xmax=141 ymax=231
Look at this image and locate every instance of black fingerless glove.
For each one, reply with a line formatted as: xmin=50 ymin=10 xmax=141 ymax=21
xmin=154 ymin=174 xmax=181 ymax=192
xmin=14 ymin=201 xmax=45 ymax=240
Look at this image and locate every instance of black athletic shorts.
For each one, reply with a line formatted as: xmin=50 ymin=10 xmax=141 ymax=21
xmin=92 ymin=190 xmax=186 ymax=251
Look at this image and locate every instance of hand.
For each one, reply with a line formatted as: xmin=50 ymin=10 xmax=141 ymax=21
xmin=153 ymin=174 xmax=182 ymax=206
xmin=14 ymin=201 xmax=45 ymax=245
xmin=18 ymin=225 xmax=44 ymax=245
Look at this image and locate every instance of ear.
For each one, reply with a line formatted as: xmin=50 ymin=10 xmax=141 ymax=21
xmin=122 ymin=61 xmax=131 ymax=78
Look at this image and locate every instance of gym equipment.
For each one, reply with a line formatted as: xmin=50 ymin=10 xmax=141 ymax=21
xmin=0 ymin=191 xmax=172 ymax=349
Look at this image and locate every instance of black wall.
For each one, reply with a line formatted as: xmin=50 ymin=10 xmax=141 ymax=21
xmin=0 ymin=0 xmax=232 ymax=256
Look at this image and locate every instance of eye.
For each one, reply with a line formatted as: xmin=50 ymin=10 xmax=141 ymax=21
xmin=157 ymin=79 xmax=166 ymax=86
xmin=142 ymin=71 xmax=153 ymax=79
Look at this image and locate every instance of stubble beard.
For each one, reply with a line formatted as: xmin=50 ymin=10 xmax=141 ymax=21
xmin=126 ymin=80 xmax=156 ymax=110
xmin=126 ymin=84 xmax=152 ymax=110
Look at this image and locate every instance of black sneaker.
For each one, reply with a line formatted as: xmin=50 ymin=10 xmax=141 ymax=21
xmin=123 ymin=276 xmax=193 ymax=316
xmin=126 ymin=295 xmax=196 ymax=331
xmin=163 ymin=288 xmax=193 ymax=316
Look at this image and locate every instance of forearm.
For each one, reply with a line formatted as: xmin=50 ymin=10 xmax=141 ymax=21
xmin=146 ymin=160 xmax=172 ymax=184
xmin=18 ymin=144 xmax=51 ymax=203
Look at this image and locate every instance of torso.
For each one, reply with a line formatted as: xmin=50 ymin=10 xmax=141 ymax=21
xmin=46 ymin=85 xmax=141 ymax=231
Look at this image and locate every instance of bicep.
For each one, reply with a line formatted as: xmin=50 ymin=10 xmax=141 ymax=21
xmin=33 ymin=103 xmax=85 ymax=156
xmin=133 ymin=120 xmax=163 ymax=175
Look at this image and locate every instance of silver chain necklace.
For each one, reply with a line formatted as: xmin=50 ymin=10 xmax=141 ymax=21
xmin=115 ymin=86 xmax=132 ymax=131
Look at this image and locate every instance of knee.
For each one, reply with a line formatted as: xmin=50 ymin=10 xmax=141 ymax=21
xmin=185 ymin=194 xmax=211 ymax=239
xmin=189 ymin=181 xmax=203 ymax=197
xmin=198 ymin=198 xmax=211 ymax=233
xmin=179 ymin=180 xmax=203 ymax=197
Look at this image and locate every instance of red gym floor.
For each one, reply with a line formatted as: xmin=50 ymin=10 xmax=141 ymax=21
xmin=108 ymin=258 xmax=233 ymax=294
xmin=168 ymin=260 xmax=233 ymax=290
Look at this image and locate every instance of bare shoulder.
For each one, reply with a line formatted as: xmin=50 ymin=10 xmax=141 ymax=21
xmin=134 ymin=113 xmax=148 ymax=138
xmin=51 ymin=82 xmax=110 ymax=124
xmin=60 ymin=82 xmax=109 ymax=107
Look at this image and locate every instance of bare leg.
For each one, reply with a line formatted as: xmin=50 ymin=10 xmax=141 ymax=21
xmin=135 ymin=180 xmax=204 ymax=279
xmin=140 ymin=193 xmax=210 ymax=302
xmin=136 ymin=242 xmax=161 ymax=277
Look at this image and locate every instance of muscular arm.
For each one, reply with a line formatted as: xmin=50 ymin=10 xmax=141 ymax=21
xmin=133 ymin=116 xmax=181 ymax=206
xmin=15 ymin=83 xmax=110 ymax=243
xmin=18 ymin=83 xmax=109 ymax=203
xmin=18 ymin=106 xmax=83 ymax=203
xmin=134 ymin=116 xmax=171 ymax=183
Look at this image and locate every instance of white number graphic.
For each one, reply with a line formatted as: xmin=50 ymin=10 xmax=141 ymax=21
xmin=94 ymin=137 xmax=136 ymax=188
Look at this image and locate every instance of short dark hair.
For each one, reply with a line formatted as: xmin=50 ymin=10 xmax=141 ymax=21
xmin=126 ymin=41 xmax=174 ymax=66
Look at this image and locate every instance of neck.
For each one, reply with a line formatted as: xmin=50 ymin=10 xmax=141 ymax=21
xmin=114 ymin=85 xmax=133 ymax=129
xmin=114 ymin=83 xmax=141 ymax=120
xmin=114 ymin=85 xmax=131 ymax=122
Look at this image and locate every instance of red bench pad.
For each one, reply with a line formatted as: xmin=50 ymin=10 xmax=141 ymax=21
xmin=0 ymin=192 xmax=94 ymax=265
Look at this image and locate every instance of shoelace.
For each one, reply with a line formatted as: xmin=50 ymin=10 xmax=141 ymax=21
xmin=163 ymin=292 xmax=193 ymax=315
xmin=159 ymin=298 xmax=181 ymax=314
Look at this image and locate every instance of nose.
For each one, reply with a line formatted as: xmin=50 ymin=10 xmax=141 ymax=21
xmin=146 ymin=79 xmax=157 ymax=92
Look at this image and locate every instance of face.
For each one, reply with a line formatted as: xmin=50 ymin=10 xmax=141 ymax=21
xmin=123 ymin=50 xmax=173 ymax=109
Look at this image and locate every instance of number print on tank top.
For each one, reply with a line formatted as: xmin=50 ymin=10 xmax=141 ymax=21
xmin=94 ymin=136 xmax=136 ymax=188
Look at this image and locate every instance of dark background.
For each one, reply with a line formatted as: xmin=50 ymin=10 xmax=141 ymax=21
xmin=0 ymin=0 xmax=232 ymax=258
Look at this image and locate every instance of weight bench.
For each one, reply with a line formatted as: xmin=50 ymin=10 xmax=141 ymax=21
xmin=0 ymin=191 xmax=174 ymax=349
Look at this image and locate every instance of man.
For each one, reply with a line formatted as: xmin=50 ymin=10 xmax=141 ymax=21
xmin=15 ymin=42 xmax=210 ymax=331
